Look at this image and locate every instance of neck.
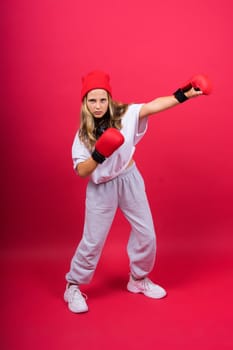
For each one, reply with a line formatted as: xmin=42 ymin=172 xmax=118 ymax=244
xmin=94 ymin=111 xmax=110 ymax=138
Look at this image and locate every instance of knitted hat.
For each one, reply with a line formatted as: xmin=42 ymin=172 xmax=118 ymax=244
xmin=81 ymin=70 xmax=112 ymax=100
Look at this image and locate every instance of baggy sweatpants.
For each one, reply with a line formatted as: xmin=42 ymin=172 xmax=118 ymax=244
xmin=66 ymin=163 xmax=156 ymax=285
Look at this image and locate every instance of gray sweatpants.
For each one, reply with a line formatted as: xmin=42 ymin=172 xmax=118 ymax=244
xmin=66 ymin=163 xmax=156 ymax=285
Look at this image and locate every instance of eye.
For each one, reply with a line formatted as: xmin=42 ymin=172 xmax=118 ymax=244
xmin=101 ymin=99 xmax=107 ymax=103
xmin=88 ymin=99 xmax=96 ymax=103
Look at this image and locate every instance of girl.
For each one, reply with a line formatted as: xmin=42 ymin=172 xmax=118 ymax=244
xmin=64 ymin=70 xmax=210 ymax=313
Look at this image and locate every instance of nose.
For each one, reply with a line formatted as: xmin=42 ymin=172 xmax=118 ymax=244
xmin=95 ymin=101 xmax=101 ymax=109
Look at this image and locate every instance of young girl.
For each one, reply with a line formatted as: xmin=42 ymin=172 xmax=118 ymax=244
xmin=64 ymin=70 xmax=211 ymax=313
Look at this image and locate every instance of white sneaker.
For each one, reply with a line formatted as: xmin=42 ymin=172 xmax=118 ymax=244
xmin=64 ymin=284 xmax=88 ymax=313
xmin=127 ymin=275 xmax=167 ymax=299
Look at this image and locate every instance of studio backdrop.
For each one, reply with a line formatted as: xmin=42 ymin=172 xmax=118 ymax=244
xmin=2 ymin=0 xmax=233 ymax=255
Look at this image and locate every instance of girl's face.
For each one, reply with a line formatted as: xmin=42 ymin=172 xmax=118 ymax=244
xmin=86 ymin=89 xmax=109 ymax=118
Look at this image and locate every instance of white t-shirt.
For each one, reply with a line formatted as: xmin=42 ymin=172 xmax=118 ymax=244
xmin=72 ymin=103 xmax=148 ymax=184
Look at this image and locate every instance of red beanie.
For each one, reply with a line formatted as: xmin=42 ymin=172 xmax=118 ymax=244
xmin=81 ymin=70 xmax=112 ymax=101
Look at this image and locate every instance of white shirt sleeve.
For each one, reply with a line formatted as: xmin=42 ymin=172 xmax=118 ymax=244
xmin=71 ymin=132 xmax=91 ymax=170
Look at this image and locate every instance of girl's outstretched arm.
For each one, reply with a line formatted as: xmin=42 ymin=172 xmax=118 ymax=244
xmin=139 ymin=73 xmax=212 ymax=119
xmin=139 ymin=88 xmax=202 ymax=119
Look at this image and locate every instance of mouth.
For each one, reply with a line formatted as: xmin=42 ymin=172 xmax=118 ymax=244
xmin=94 ymin=111 xmax=103 ymax=116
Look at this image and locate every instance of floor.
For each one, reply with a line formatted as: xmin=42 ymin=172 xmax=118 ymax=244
xmin=1 ymin=214 xmax=233 ymax=350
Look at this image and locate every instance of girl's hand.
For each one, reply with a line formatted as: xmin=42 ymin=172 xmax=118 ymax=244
xmin=184 ymin=87 xmax=203 ymax=99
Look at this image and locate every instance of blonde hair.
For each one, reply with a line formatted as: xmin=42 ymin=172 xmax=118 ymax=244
xmin=79 ymin=94 xmax=129 ymax=151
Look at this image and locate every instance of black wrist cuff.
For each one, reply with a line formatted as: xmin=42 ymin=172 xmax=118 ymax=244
xmin=92 ymin=149 xmax=106 ymax=164
xmin=174 ymin=88 xmax=189 ymax=103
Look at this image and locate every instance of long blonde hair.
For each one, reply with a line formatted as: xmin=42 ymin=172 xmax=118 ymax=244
xmin=78 ymin=94 xmax=129 ymax=151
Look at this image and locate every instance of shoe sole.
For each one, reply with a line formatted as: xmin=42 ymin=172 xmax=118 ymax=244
xmin=68 ymin=304 xmax=88 ymax=313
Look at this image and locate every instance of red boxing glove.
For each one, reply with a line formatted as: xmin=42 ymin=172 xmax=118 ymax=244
xmin=174 ymin=74 xmax=212 ymax=103
xmin=92 ymin=128 xmax=124 ymax=163
xmin=191 ymin=74 xmax=212 ymax=95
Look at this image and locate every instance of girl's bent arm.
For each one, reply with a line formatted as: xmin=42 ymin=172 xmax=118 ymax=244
xmin=76 ymin=157 xmax=98 ymax=178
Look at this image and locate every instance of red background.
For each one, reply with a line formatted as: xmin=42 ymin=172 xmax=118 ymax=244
xmin=2 ymin=0 xmax=233 ymax=349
